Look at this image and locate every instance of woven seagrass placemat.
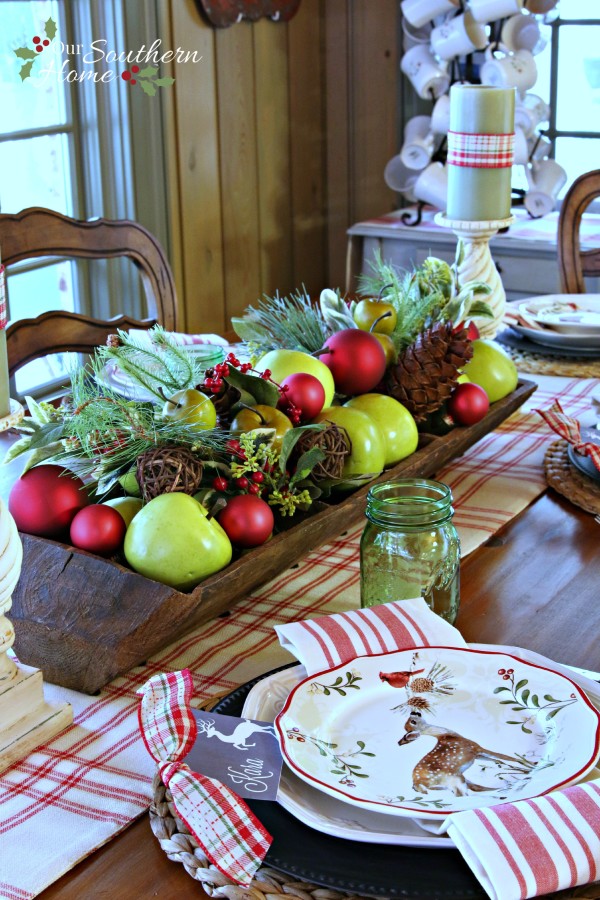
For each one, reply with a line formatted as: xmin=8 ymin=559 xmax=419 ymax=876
xmin=502 ymin=346 xmax=600 ymax=379
xmin=545 ymin=440 xmax=600 ymax=515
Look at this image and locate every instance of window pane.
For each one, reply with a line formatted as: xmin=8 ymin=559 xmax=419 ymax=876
xmin=0 ymin=0 xmax=68 ymax=133
xmin=7 ymin=260 xmax=76 ymax=320
xmin=0 ymin=132 xmax=74 ymax=213
xmin=554 ymin=136 xmax=600 ymax=192
xmin=555 ymin=25 xmax=600 ymax=132
xmin=559 ymin=2 xmax=600 ymax=20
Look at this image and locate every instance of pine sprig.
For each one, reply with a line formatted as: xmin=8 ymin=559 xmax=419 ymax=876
xmin=231 ymin=288 xmax=330 ymax=357
xmin=94 ymin=326 xmax=205 ymax=401
xmin=357 ymin=249 xmax=492 ymax=352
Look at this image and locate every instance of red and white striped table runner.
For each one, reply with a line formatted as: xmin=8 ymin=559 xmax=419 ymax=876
xmin=0 ymin=372 xmax=597 ymax=900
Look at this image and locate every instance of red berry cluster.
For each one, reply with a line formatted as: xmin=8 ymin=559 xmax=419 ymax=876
xmin=203 ymin=353 xmax=304 ymax=424
xmin=121 ymin=65 xmax=140 ymax=84
xmin=32 ymin=36 xmax=50 ymax=52
xmin=497 ymin=667 xmax=515 ymax=681
xmin=212 ymin=438 xmax=268 ymax=497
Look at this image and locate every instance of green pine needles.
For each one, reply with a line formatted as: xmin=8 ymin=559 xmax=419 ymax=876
xmin=231 ymin=288 xmax=330 ymax=357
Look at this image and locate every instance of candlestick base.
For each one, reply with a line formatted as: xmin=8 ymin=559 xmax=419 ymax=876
xmin=434 ymin=214 xmax=515 ymax=338
xmin=0 ymin=399 xmax=24 ymax=432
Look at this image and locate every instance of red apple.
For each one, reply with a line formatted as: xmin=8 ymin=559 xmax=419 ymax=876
xmin=319 ymin=329 xmax=387 ymax=396
xmin=9 ymin=465 xmax=90 ymax=538
xmin=278 ymin=372 xmax=326 ymax=421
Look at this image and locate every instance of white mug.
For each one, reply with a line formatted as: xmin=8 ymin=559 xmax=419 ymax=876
xmin=401 ymin=0 xmax=459 ymax=29
xmin=515 ymin=93 xmax=550 ymax=136
xmin=528 ymin=134 xmax=552 ymax=161
xmin=480 ymin=45 xmax=538 ymax=94
xmin=501 ymin=13 xmax=543 ymax=53
xmin=401 ymin=45 xmax=451 ymax=100
xmin=513 ymin=126 xmax=529 ymax=165
xmin=413 ymin=161 xmax=448 ymax=209
xmin=400 ymin=115 xmax=435 ymax=170
xmin=431 ymin=93 xmax=451 ymax=135
xmin=431 ymin=11 xmax=488 ymax=60
xmin=524 ymin=159 xmax=567 ymax=216
xmin=469 ymin=0 xmax=523 ymax=24
xmin=384 ymin=154 xmax=419 ymax=200
xmin=402 ymin=17 xmax=432 ymax=52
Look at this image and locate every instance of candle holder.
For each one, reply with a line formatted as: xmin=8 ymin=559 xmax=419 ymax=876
xmin=435 ymin=213 xmax=515 ymax=338
xmin=0 ymin=401 xmax=72 ymax=775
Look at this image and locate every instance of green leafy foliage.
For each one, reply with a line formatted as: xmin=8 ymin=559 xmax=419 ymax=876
xmin=45 ymin=17 xmax=57 ymax=40
xmin=357 ymin=248 xmax=493 ymax=352
xmin=231 ymin=288 xmax=330 ymax=357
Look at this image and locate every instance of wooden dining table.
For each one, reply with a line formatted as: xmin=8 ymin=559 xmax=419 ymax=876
xmin=32 ymin=485 xmax=600 ymax=900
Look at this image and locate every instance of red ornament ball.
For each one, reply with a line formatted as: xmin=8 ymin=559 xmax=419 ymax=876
xmin=9 ymin=465 xmax=90 ymax=538
xmin=319 ymin=329 xmax=387 ymax=396
xmin=70 ymin=505 xmax=127 ymax=557
xmin=447 ymin=382 xmax=490 ymax=427
xmin=278 ymin=372 xmax=326 ymax=421
xmin=218 ymin=494 xmax=274 ymax=548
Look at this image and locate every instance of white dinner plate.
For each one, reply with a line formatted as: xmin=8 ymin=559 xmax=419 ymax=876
xmin=275 ymin=646 xmax=600 ymax=820
xmin=520 ymin=295 xmax=600 ymax=335
xmin=243 ymin=647 xmax=600 ymax=845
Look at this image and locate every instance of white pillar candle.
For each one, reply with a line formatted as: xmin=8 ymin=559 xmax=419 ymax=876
xmin=447 ymin=84 xmax=515 ymax=221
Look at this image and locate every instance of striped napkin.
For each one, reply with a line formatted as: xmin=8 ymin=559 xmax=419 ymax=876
xmin=275 ymin=600 xmax=600 ymax=900
xmin=274 ymin=597 xmax=466 ymax=676
xmin=138 ymin=670 xmax=271 ymax=886
xmin=446 ymin=782 xmax=600 ymax=900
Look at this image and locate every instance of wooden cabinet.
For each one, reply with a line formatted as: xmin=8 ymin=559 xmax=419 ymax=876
xmin=346 ymin=207 xmax=600 ymax=300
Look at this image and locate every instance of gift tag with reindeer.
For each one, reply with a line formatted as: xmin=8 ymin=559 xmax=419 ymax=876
xmin=184 ymin=710 xmax=283 ymax=800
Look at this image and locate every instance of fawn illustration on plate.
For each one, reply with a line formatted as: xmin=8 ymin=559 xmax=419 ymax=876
xmin=276 ymin=647 xmax=600 ymax=818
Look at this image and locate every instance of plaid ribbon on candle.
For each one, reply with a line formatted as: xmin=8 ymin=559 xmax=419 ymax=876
xmin=0 ymin=265 xmax=7 ymax=330
xmin=536 ymin=399 xmax=600 ymax=472
xmin=138 ymin=669 xmax=272 ymax=886
xmin=448 ymin=131 xmax=515 ymax=168
xmin=445 ymin=781 xmax=600 ymax=900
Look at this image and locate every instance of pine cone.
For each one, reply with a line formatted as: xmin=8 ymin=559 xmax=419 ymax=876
xmin=407 ymin=696 xmax=431 ymax=711
xmin=205 ymin=378 xmax=241 ymax=428
xmin=384 ymin=322 xmax=473 ymax=422
xmin=410 ymin=677 xmax=436 ymax=694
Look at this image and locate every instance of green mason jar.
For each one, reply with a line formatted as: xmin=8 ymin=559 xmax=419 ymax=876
xmin=360 ymin=478 xmax=460 ymax=624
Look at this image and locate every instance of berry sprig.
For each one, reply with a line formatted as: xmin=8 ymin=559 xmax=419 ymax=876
xmin=14 ymin=16 xmax=56 ymax=81
xmin=203 ymin=352 xmax=304 ymax=424
xmin=120 ymin=65 xmax=175 ymax=96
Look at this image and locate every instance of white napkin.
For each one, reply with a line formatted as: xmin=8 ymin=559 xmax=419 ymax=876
xmin=445 ymin=780 xmax=600 ymax=900
xmin=274 ymin=597 xmax=466 ymax=676
xmin=128 ymin=329 xmax=229 ymax=347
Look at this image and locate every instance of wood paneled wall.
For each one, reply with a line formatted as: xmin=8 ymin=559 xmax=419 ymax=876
xmin=165 ymin=0 xmax=399 ymax=333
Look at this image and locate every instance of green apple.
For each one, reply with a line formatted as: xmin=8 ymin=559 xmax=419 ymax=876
xmin=344 ymin=394 xmax=418 ymax=467
xmin=462 ymin=339 xmax=518 ymax=403
xmin=103 ymin=496 xmax=143 ymax=527
xmin=124 ymin=493 xmax=232 ymax=590
xmin=230 ymin=404 xmax=293 ymax=452
xmin=118 ymin=469 xmax=142 ymax=497
xmin=258 ymin=349 xmax=335 ymax=408
xmin=314 ymin=406 xmax=385 ymax=481
xmin=353 ymin=298 xmax=397 ymax=334
xmin=162 ymin=388 xmax=217 ymax=432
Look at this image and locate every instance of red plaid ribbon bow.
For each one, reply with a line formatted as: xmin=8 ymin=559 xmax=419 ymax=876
xmin=447 ymin=131 xmax=515 ymax=169
xmin=0 ymin=265 xmax=7 ymax=330
xmin=537 ymin=400 xmax=600 ymax=472
xmin=138 ymin=670 xmax=272 ymax=886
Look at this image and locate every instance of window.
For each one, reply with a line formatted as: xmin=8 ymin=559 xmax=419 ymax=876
xmin=547 ymin=2 xmax=600 ymax=188
xmin=0 ymin=0 xmax=169 ymax=399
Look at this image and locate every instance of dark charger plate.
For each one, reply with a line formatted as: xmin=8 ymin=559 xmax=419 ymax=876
xmin=213 ymin=667 xmax=485 ymax=899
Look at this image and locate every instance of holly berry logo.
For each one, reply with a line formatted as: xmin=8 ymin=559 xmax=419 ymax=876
xmin=121 ymin=65 xmax=174 ymax=95
xmin=14 ymin=16 xmax=56 ymax=80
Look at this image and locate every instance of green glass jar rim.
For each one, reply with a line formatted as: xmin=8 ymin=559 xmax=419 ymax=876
xmin=365 ymin=478 xmax=454 ymax=528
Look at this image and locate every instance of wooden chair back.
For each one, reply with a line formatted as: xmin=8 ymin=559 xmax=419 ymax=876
xmin=557 ymin=169 xmax=600 ymax=294
xmin=0 ymin=207 xmax=178 ymax=376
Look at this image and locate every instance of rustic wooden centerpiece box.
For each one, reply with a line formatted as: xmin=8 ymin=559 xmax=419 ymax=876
xmin=10 ymin=380 xmax=536 ymax=694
